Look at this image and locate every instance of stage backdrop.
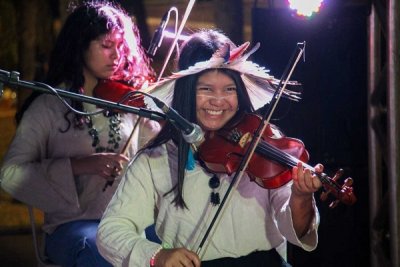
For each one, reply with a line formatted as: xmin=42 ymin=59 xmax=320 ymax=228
xmin=252 ymin=4 xmax=370 ymax=267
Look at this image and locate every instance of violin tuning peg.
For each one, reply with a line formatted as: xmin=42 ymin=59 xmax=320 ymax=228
xmin=332 ymin=169 xmax=344 ymax=182
xmin=344 ymin=177 xmax=353 ymax=187
xmin=320 ymin=191 xmax=329 ymax=201
xmin=329 ymin=200 xmax=340 ymax=209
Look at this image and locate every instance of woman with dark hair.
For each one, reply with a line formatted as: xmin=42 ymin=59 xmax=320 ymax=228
xmin=0 ymin=1 xmax=158 ymax=266
xmin=97 ymin=29 xmax=323 ymax=267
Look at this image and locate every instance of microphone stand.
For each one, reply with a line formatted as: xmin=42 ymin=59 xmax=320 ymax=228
xmin=0 ymin=69 xmax=166 ymax=122
xmin=157 ymin=0 xmax=196 ymax=81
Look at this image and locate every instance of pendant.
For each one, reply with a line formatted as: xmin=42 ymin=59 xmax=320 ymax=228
xmin=209 ymin=175 xmax=220 ymax=205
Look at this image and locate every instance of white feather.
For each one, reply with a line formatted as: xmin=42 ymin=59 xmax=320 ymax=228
xmin=142 ymin=41 xmax=302 ymax=111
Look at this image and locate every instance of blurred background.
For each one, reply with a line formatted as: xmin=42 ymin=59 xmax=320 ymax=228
xmin=0 ymin=0 xmax=397 ymax=266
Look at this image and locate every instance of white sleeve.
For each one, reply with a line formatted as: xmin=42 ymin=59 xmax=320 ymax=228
xmin=0 ymin=96 xmax=79 ymax=212
xmin=97 ymin=152 xmax=161 ymax=267
xmin=269 ymin=181 xmax=320 ymax=251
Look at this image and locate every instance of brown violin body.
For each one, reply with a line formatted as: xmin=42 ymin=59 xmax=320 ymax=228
xmin=198 ymin=113 xmax=356 ymax=206
xmin=93 ymin=79 xmax=145 ymax=108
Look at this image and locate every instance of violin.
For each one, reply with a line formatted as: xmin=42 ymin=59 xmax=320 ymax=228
xmin=93 ymin=79 xmax=145 ymax=108
xmin=93 ymin=79 xmax=149 ymax=191
xmin=197 ymin=113 xmax=356 ymax=207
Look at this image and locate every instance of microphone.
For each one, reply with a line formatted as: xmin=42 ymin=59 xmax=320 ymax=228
xmin=152 ymin=97 xmax=204 ymax=145
xmin=147 ymin=10 xmax=169 ymax=57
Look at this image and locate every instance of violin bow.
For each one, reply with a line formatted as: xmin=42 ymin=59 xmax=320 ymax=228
xmin=195 ymin=42 xmax=306 ymax=259
xmin=102 ymin=117 xmax=142 ymax=191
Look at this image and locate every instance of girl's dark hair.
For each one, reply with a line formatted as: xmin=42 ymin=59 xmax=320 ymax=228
xmin=147 ymin=29 xmax=254 ymax=208
xmin=16 ymin=0 xmax=154 ymax=126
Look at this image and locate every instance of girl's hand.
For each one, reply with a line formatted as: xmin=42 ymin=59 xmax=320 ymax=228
xmin=154 ymin=248 xmax=200 ymax=267
xmin=291 ymin=162 xmax=323 ymax=198
xmin=71 ymin=153 xmax=129 ymax=181
xmin=290 ymin=162 xmax=323 ymax=237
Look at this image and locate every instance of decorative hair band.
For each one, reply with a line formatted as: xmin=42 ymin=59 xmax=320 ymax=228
xmin=143 ymin=41 xmax=301 ymax=110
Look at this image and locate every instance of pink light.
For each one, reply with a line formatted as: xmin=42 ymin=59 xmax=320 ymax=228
xmin=288 ymin=0 xmax=324 ymax=17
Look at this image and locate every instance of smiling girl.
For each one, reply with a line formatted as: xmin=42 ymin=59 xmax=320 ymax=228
xmin=96 ymin=29 xmax=323 ymax=267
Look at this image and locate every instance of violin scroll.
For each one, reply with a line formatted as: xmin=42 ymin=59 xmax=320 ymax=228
xmin=319 ymin=169 xmax=356 ymax=208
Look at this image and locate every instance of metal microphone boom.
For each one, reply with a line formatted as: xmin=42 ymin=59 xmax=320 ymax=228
xmin=0 ymin=69 xmax=166 ymax=122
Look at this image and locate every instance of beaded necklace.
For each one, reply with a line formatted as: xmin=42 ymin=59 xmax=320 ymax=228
xmin=209 ymin=174 xmax=221 ymax=205
xmin=85 ymin=111 xmax=122 ymax=153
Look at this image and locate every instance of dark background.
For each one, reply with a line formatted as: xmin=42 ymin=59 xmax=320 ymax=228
xmin=252 ymin=4 xmax=370 ymax=267
xmin=0 ymin=0 xmax=386 ymax=266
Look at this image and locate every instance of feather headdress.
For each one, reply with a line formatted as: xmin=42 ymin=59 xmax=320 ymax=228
xmin=143 ymin=42 xmax=301 ymax=110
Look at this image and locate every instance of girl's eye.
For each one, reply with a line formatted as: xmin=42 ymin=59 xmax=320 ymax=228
xmin=197 ymin=87 xmax=212 ymax=92
xmin=226 ymin=87 xmax=237 ymax=92
xmin=102 ymin=41 xmax=113 ymax=48
xmin=101 ymin=40 xmax=124 ymax=50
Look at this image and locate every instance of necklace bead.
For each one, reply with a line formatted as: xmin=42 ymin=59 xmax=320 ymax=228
xmin=209 ymin=174 xmax=221 ymax=205
xmin=209 ymin=175 xmax=220 ymax=189
xmin=85 ymin=112 xmax=122 ymax=153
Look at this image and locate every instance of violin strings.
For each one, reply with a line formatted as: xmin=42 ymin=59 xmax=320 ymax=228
xmin=256 ymin=140 xmax=340 ymax=191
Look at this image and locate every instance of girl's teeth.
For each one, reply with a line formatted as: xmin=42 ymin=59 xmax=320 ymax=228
xmin=207 ymin=110 xmax=223 ymax=115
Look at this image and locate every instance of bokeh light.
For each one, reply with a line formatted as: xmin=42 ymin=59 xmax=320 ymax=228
xmin=287 ymin=0 xmax=324 ymax=18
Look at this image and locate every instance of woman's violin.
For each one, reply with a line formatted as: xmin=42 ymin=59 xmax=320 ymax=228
xmin=93 ymin=79 xmax=145 ymax=108
xmin=198 ymin=113 xmax=356 ymax=207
